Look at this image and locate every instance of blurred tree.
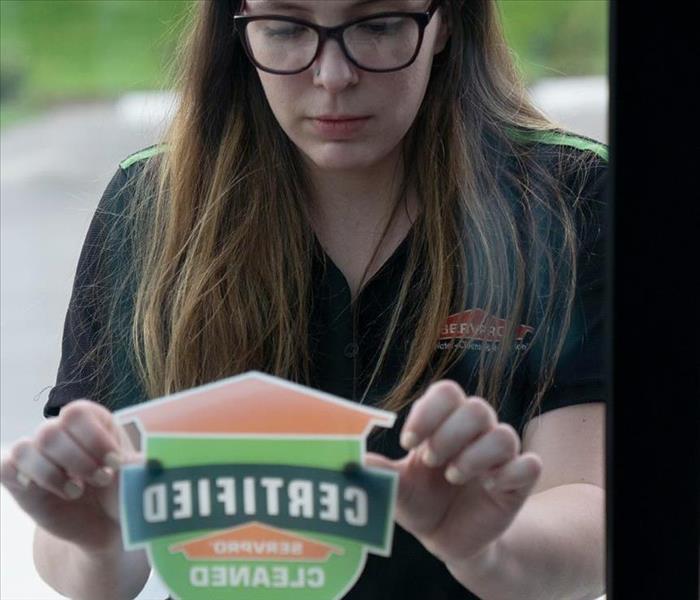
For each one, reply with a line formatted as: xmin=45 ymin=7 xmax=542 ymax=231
xmin=0 ymin=0 xmax=193 ymax=127
xmin=1 ymin=0 xmax=607 ymax=128
xmin=498 ymin=0 xmax=608 ymax=83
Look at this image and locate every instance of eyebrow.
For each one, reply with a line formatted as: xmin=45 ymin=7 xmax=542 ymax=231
xmin=257 ymin=0 xmax=399 ymax=14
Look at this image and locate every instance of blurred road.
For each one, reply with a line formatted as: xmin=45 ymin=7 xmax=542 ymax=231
xmin=0 ymin=99 xmax=172 ymax=600
xmin=0 ymin=76 xmax=607 ymax=600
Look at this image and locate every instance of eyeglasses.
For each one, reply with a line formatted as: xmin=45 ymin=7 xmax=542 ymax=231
xmin=233 ymin=0 xmax=442 ymax=75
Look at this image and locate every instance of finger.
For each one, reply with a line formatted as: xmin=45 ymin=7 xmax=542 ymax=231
xmin=444 ymin=423 xmax=520 ymax=485
xmin=11 ymin=439 xmax=83 ymax=500
xmin=418 ymin=399 xmax=496 ymax=468
xmin=1 ymin=451 xmax=34 ymax=494
xmin=481 ymin=452 xmax=543 ymax=495
xmin=61 ymin=398 xmax=118 ymax=433
xmin=401 ymin=380 xmax=481 ymax=450
xmin=60 ymin=401 xmax=123 ymax=468
xmin=35 ymin=423 xmax=113 ymax=488
xmin=1 ymin=451 xmax=90 ymax=528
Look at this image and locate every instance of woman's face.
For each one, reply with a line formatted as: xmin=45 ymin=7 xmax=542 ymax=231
xmin=243 ymin=0 xmax=450 ymax=172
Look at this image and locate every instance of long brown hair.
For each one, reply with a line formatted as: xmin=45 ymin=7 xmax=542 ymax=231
xmin=93 ymin=0 xmax=604 ymax=427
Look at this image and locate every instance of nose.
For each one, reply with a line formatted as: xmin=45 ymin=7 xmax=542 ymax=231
xmin=311 ymin=38 xmax=359 ymax=92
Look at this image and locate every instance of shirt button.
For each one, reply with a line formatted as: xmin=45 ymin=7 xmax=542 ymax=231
xmin=344 ymin=342 xmax=359 ymax=359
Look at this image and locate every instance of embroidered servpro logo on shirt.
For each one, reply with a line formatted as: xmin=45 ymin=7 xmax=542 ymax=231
xmin=437 ymin=309 xmax=534 ymax=352
xmin=115 ymin=371 xmax=398 ymax=600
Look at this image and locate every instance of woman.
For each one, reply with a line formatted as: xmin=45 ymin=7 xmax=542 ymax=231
xmin=1 ymin=0 xmax=607 ymax=598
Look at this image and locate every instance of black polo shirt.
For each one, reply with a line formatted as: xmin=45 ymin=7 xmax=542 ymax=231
xmin=45 ymin=134 xmax=608 ymax=600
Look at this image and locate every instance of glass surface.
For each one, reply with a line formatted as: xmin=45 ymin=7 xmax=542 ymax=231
xmin=0 ymin=2 xmax=608 ymax=598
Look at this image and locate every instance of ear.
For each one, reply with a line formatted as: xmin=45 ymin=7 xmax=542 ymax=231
xmin=433 ymin=9 xmax=452 ymax=56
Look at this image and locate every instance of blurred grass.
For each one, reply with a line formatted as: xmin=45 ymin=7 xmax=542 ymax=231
xmin=0 ymin=0 xmax=194 ymax=129
xmin=0 ymin=0 xmax=607 ymax=130
xmin=498 ymin=0 xmax=608 ymax=82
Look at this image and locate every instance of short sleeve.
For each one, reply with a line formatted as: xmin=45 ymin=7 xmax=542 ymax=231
xmin=43 ymin=167 xmax=129 ymax=417
xmin=525 ymin=156 xmax=609 ymax=415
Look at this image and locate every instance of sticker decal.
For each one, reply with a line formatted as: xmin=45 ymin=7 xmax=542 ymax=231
xmin=115 ymin=371 xmax=398 ymax=600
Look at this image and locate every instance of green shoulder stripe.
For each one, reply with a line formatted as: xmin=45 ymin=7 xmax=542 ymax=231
xmin=506 ymin=128 xmax=608 ymax=162
xmin=119 ymin=144 xmax=168 ymax=170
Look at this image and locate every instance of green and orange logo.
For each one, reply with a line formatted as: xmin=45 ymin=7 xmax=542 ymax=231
xmin=116 ymin=371 xmax=398 ymax=600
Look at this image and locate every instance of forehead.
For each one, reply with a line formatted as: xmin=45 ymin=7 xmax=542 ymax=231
xmin=244 ymin=1 xmax=430 ymax=14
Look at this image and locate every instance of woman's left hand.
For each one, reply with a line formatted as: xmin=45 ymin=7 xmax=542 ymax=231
xmin=364 ymin=380 xmax=543 ymax=572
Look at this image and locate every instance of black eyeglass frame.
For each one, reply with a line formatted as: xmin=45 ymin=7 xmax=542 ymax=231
xmin=233 ymin=0 xmax=443 ymax=75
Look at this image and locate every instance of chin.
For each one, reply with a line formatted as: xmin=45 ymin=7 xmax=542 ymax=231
xmin=302 ymin=143 xmax=390 ymax=172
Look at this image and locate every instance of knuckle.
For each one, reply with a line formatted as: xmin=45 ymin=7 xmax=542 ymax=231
xmin=35 ymin=425 xmax=62 ymax=452
xmin=452 ymin=404 xmax=471 ymax=421
xmin=453 ymin=408 xmax=478 ymax=439
xmin=450 ymin=406 xmax=473 ymax=432
xmin=523 ymin=452 xmax=543 ymax=472
xmin=61 ymin=404 xmax=88 ymax=429
xmin=466 ymin=399 xmax=495 ymax=427
xmin=438 ymin=379 xmax=465 ymax=395
xmin=494 ymin=424 xmax=519 ymax=454
xmin=483 ymin=402 xmax=498 ymax=423
xmin=61 ymin=398 xmax=96 ymax=421
xmin=430 ymin=379 xmax=466 ymax=403
xmin=502 ymin=422 xmax=517 ymax=434
xmin=63 ymin=403 xmax=112 ymax=449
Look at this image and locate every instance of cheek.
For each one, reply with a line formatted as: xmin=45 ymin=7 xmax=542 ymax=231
xmin=256 ymin=73 xmax=303 ymax=126
xmin=379 ymin=66 xmax=432 ymax=133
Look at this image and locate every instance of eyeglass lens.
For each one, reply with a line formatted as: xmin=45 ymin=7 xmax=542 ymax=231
xmin=245 ymin=17 xmax=421 ymax=72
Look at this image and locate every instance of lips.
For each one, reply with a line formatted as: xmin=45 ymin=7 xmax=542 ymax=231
xmin=313 ymin=114 xmax=369 ymax=120
xmin=310 ymin=116 xmax=371 ymax=138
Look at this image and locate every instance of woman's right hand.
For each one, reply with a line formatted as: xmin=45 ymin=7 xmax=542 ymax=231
xmin=0 ymin=399 xmax=139 ymax=552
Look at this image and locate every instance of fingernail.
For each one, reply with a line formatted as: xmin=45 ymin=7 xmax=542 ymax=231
xmin=422 ymin=447 xmax=440 ymax=467
xmin=400 ymin=431 xmax=418 ymax=450
xmin=90 ymin=467 xmax=113 ymax=487
xmin=63 ymin=480 xmax=83 ymax=499
xmin=16 ymin=471 xmax=31 ymax=488
xmin=445 ymin=465 xmax=467 ymax=484
xmin=104 ymin=451 xmax=121 ymax=470
xmin=482 ymin=477 xmax=497 ymax=490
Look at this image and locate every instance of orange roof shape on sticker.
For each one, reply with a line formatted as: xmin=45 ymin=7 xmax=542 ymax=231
xmin=169 ymin=521 xmax=344 ymax=562
xmin=115 ymin=371 xmax=395 ymax=436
